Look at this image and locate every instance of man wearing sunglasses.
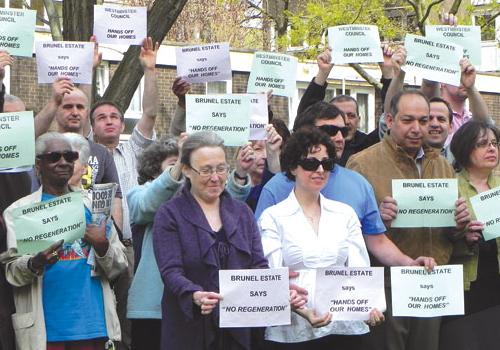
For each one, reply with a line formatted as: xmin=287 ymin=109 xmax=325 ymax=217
xmin=347 ymin=90 xmax=469 ymax=350
xmin=294 ymin=48 xmax=383 ymax=166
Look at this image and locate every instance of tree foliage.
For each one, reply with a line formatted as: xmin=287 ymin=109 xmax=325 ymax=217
xmin=280 ymin=0 xmax=408 ymax=59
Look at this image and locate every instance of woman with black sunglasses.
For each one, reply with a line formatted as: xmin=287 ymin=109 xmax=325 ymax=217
xmin=2 ymin=132 xmax=127 ymax=350
xmin=258 ymin=127 xmax=383 ymax=350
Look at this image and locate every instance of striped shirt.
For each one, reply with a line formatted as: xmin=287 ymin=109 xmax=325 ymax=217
xmin=112 ymin=126 xmax=155 ymax=239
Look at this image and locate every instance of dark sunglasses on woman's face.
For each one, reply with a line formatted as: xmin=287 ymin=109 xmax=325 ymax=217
xmin=318 ymin=125 xmax=349 ymax=138
xmin=36 ymin=151 xmax=79 ymax=164
xmin=298 ymin=157 xmax=335 ymax=171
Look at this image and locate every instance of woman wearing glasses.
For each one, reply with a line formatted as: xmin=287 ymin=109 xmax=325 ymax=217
xmin=2 ymin=132 xmax=127 ymax=350
xmin=449 ymin=120 xmax=500 ymax=315
xmin=153 ymin=131 xmax=268 ymax=350
xmin=258 ymin=127 xmax=382 ymax=350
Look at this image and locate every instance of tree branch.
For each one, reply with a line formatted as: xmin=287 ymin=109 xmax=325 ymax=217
xmin=405 ymin=0 xmax=418 ymax=11
xmin=23 ymin=0 xmax=48 ymax=25
xmin=244 ymin=0 xmax=274 ymax=20
xmin=351 ymin=0 xmax=369 ymax=24
xmin=349 ymin=63 xmax=382 ymax=91
xmin=420 ymin=0 xmax=445 ymax=27
xmin=449 ymin=0 xmax=463 ymax=15
xmin=482 ymin=11 xmax=500 ymax=29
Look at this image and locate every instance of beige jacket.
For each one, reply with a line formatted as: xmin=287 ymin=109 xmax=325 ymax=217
xmin=347 ymin=136 xmax=456 ymax=266
xmin=0 ymin=187 xmax=127 ymax=350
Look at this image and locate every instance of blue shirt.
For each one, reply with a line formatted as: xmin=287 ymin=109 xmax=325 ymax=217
xmin=255 ymin=166 xmax=386 ymax=235
xmin=41 ymin=193 xmax=107 ymax=342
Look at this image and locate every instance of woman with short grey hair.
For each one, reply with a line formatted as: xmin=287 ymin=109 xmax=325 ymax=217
xmin=3 ymin=131 xmax=127 ymax=349
xmin=152 ymin=131 xmax=268 ymax=349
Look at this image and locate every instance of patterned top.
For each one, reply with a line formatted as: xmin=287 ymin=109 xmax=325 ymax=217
xmin=112 ymin=126 xmax=155 ymax=239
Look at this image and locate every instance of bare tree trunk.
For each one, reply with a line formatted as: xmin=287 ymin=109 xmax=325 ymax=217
xmin=262 ymin=0 xmax=272 ymax=51
xmin=62 ymin=0 xmax=94 ymax=41
xmin=101 ymin=0 xmax=189 ymax=113
xmin=43 ymin=0 xmax=63 ymax=41
xmin=449 ymin=0 xmax=462 ymax=15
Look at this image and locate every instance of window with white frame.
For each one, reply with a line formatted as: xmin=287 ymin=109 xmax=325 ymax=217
xmin=356 ymin=93 xmax=369 ymax=133
xmin=472 ymin=13 xmax=498 ymax=41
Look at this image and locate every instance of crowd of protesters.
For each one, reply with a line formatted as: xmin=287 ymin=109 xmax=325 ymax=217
xmin=0 ymin=13 xmax=499 ymax=350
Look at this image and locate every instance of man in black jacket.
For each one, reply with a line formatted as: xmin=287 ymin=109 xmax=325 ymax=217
xmin=295 ymin=47 xmax=392 ymax=165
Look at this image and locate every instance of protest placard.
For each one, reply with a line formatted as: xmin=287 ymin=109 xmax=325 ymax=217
xmin=0 ymin=111 xmax=35 ymax=168
xmin=391 ymin=179 xmax=458 ymax=228
xmin=93 ymin=5 xmax=147 ymax=45
xmin=426 ymin=25 xmax=481 ymax=66
xmin=186 ymin=94 xmax=250 ymax=146
xmin=176 ymin=43 xmax=232 ymax=84
xmin=470 ymin=186 xmax=500 ymax=241
xmin=35 ymin=41 xmax=94 ymax=84
xmin=12 ymin=192 xmax=86 ymax=254
xmin=90 ymin=183 xmax=118 ymax=225
xmin=249 ymin=93 xmax=268 ymax=140
xmin=0 ymin=8 xmax=36 ymax=57
xmin=327 ymin=25 xmax=383 ymax=64
xmin=247 ymin=52 xmax=297 ymax=97
xmin=391 ymin=265 xmax=464 ymax=317
xmin=403 ymin=34 xmax=463 ymax=86
xmin=315 ymin=267 xmax=386 ymax=321
xmin=219 ymin=267 xmax=290 ymax=328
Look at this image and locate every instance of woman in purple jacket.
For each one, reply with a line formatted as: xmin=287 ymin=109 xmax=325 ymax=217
xmin=153 ymin=131 xmax=268 ymax=350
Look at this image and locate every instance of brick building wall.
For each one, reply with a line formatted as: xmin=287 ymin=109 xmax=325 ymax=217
xmin=7 ymin=57 xmax=500 ymax=137
xmin=481 ymin=92 xmax=500 ymax=125
xmin=10 ymin=57 xmax=52 ymax=114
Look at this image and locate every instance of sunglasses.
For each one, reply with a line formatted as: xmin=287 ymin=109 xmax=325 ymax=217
xmin=318 ymin=125 xmax=349 ymax=138
xmin=298 ymin=157 xmax=335 ymax=171
xmin=37 ymin=151 xmax=79 ymax=163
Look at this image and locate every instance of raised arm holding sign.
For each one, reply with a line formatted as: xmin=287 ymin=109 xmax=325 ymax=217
xmin=247 ymin=51 xmax=297 ymax=97
xmin=426 ymin=25 xmax=481 ymax=66
xmin=403 ymin=34 xmax=463 ymax=86
xmin=35 ymin=41 xmax=94 ymax=84
xmin=0 ymin=8 xmax=36 ymax=57
xmin=93 ymin=5 xmax=147 ymax=45
xmin=176 ymin=43 xmax=232 ymax=84
xmin=328 ymin=25 xmax=383 ymax=64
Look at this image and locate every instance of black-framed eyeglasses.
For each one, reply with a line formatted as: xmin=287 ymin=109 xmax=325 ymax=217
xmin=298 ymin=157 xmax=335 ymax=171
xmin=36 ymin=151 xmax=79 ymax=164
xmin=190 ymin=164 xmax=229 ymax=177
xmin=318 ymin=125 xmax=349 ymax=138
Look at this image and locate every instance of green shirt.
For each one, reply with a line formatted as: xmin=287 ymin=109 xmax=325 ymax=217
xmin=452 ymin=170 xmax=500 ymax=290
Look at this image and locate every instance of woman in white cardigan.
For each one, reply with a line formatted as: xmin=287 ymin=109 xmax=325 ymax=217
xmin=258 ymin=126 xmax=382 ymax=350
